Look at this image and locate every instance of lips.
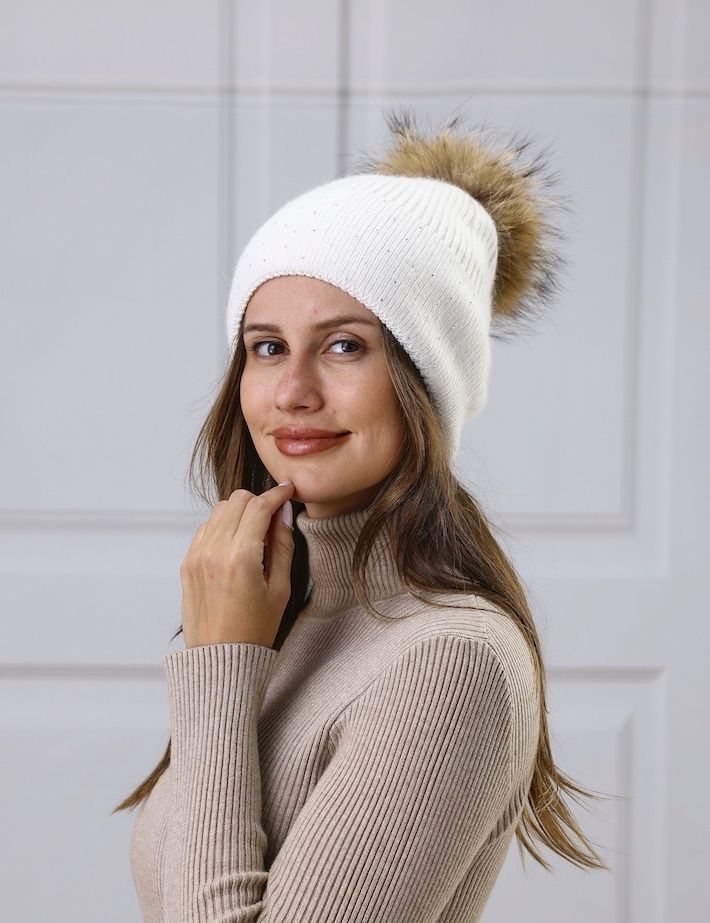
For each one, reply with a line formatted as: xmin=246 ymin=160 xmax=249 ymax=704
xmin=271 ymin=427 xmax=349 ymax=438
xmin=273 ymin=432 xmax=351 ymax=457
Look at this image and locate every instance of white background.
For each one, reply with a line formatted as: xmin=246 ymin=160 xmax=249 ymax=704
xmin=0 ymin=1 xmax=708 ymax=920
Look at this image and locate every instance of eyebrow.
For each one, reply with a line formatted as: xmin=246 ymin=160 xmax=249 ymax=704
xmin=242 ymin=314 xmax=379 ymax=335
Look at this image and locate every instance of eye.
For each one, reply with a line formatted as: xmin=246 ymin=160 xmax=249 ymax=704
xmin=246 ymin=339 xmax=281 ymax=358
xmin=330 ymin=338 xmax=362 ymax=355
xmin=246 ymin=338 xmax=363 ymax=358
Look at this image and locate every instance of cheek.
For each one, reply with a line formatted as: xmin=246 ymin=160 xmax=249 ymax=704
xmin=239 ymin=368 xmax=263 ymax=421
xmin=349 ymin=379 xmax=405 ymax=446
xmin=374 ymin=385 xmax=406 ymax=453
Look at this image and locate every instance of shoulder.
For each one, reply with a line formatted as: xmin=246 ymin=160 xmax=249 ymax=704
xmin=340 ymin=631 xmax=515 ymax=783
xmin=394 ymin=590 xmax=536 ymax=679
xmin=390 ymin=592 xmax=541 ymax=783
xmin=473 ymin=600 xmax=541 ymax=785
xmin=344 ymin=623 xmax=515 ymax=748
xmin=386 ymin=589 xmax=529 ymax=665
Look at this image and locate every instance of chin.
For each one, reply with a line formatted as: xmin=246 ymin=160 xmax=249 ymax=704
xmin=281 ymin=478 xmax=324 ymax=504
xmin=279 ymin=474 xmax=355 ymax=507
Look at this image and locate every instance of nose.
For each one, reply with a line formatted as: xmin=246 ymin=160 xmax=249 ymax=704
xmin=273 ymin=352 xmax=324 ymax=410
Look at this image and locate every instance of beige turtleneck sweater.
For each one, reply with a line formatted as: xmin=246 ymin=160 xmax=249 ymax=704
xmin=129 ymin=505 xmax=540 ymax=922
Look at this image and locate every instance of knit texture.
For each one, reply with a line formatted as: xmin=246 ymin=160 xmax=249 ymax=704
xmin=129 ymin=504 xmax=540 ymax=922
xmin=225 ymin=173 xmax=498 ymax=460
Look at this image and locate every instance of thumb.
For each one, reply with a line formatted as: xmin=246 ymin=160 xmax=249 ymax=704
xmin=265 ymin=500 xmax=294 ymax=580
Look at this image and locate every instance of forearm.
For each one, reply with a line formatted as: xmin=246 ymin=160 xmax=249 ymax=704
xmin=162 ymin=642 xmax=278 ymax=921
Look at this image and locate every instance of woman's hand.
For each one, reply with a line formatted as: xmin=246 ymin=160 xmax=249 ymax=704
xmin=179 ymin=481 xmax=296 ymax=650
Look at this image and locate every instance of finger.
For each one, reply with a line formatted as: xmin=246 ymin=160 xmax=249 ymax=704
xmin=202 ymin=490 xmax=252 ymax=543
xmin=264 ymin=500 xmax=295 ymax=587
xmin=263 ymin=514 xmax=276 ymax=580
xmin=234 ymin=482 xmax=295 ymax=551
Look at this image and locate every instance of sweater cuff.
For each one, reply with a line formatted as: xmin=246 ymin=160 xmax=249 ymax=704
xmin=163 ymin=642 xmax=278 ymax=774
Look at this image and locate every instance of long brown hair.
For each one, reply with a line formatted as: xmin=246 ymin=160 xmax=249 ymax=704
xmin=112 ymin=317 xmax=611 ymax=874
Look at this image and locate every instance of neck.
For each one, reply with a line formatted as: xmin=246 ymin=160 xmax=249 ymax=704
xmin=295 ymin=503 xmax=409 ymax=616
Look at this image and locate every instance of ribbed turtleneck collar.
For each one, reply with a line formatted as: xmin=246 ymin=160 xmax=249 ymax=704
xmin=295 ymin=503 xmax=410 ymax=616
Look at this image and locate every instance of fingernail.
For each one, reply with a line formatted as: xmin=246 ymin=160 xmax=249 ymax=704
xmin=277 ymin=480 xmax=293 ymax=487
xmin=281 ymin=499 xmax=293 ymax=529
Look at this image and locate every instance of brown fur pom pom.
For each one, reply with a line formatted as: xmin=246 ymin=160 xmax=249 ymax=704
xmin=349 ymin=106 xmax=572 ymax=340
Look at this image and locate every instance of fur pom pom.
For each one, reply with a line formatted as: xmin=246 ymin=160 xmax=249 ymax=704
xmin=349 ymin=106 xmax=572 ymax=340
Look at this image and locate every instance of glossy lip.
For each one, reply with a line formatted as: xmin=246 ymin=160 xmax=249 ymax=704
xmin=271 ymin=426 xmax=350 ymax=438
xmin=274 ymin=432 xmax=351 ymax=457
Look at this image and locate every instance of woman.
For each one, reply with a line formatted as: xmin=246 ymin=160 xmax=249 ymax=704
xmin=115 ymin=108 xmax=609 ymax=921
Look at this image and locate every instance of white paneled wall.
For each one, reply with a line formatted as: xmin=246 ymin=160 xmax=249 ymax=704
xmin=1 ymin=1 xmax=707 ymax=921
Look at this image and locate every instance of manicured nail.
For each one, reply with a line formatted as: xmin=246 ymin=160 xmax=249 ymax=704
xmin=281 ymin=499 xmax=293 ymax=528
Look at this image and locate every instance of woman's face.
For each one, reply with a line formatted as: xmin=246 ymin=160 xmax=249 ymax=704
xmin=239 ymin=275 xmax=406 ymax=519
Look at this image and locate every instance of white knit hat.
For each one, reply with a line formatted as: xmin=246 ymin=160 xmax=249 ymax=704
xmin=226 ymin=109 xmax=567 ymax=460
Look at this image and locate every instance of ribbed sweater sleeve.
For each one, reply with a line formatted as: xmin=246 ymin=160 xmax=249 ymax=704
xmin=163 ymin=642 xmax=278 ymax=921
xmin=162 ymin=634 xmax=514 ymax=922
